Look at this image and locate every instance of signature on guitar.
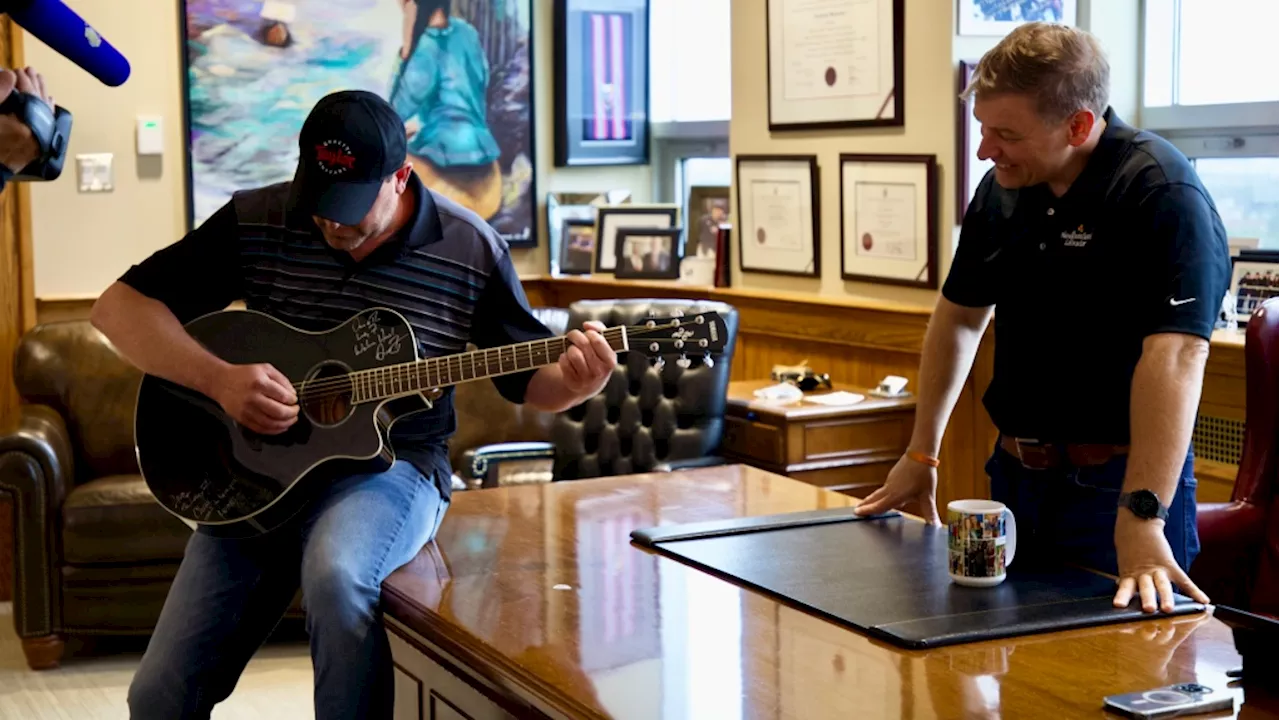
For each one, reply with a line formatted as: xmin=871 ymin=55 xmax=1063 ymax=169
xmin=352 ymin=311 xmax=408 ymax=361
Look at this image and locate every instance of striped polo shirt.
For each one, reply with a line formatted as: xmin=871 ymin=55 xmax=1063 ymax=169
xmin=119 ymin=171 xmax=552 ymax=497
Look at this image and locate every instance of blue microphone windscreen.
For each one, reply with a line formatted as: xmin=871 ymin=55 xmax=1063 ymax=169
xmin=7 ymin=0 xmax=131 ymax=86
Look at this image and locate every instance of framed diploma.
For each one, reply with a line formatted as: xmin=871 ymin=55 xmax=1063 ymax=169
xmin=594 ymin=204 xmax=680 ymax=273
xmin=956 ymin=60 xmax=993 ymax=223
xmin=554 ymin=0 xmax=651 ymax=166
xmin=765 ymin=0 xmax=904 ymax=130
xmin=735 ymin=155 xmax=821 ymax=277
xmin=839 ymin=154 xmax=938 ymax=289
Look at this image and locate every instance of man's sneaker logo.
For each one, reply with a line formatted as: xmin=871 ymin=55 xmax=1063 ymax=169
xmin=1169 ymin=297 xmax=1196 ymax=306
xmin=1061 ymin=224 xmax=1092 ymax=247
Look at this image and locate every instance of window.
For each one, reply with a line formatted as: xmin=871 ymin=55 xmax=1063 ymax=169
xmin=1142 ymin=0 xmax=1279 ymax=247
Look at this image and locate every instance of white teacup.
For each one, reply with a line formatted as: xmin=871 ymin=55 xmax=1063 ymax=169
xmin=947 ymin=499 xmax=1018 ymax=588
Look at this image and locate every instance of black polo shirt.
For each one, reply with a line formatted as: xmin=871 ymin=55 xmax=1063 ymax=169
xmin=943 ymin=107 xmax=1231 ymax=444
xmin=119 ymin=172 xmax=554 ymax=499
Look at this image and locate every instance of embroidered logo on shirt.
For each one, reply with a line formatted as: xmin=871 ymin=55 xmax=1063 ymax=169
xmin=1061 ymin=224 xmax=1092 ymax=247
xmin=315 ymin=140 xmax=357 ymax=175
xmin=1169 ymin=297 xmax=1197 ymax=306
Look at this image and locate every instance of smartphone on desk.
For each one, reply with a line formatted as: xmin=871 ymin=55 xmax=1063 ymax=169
xmin=1103 ymin=682 xmax=1234 ymax=719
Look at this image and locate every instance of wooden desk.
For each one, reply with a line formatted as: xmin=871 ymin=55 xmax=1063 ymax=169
xmin=382 ymin=465 xmax=1267 ymax=720
xmin=721 ymin=380 xmax=915 ymax=498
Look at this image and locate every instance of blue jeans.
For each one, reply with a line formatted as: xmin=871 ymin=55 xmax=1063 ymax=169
xmin=127 ymin=460 xmax=449 ymax=720
xmin=987 ymin=442 xmax=1199 ymax=576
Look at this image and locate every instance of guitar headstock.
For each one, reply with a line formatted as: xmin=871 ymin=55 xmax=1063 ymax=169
xmin=625 ymin=311 xmax=728 ymax=369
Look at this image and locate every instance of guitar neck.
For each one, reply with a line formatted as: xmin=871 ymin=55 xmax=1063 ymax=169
xmin=348 ymin=326 xmax=629 ymax=404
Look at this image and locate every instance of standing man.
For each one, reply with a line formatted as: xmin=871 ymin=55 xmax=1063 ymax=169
xmin=91 ymin=90 xmax=616 ymax=719
xmin=855 ymin=23 xmax=1229 ymax=616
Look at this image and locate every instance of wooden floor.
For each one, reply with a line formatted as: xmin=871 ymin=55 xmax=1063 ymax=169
xmin=0 ymin=604 xmax=314 ymax=719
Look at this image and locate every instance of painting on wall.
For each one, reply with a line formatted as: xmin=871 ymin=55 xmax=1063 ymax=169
xmin=180 ymin=0 xmax=537 ymax=247
xmin=957 ymin=0 xmax=1077 ymax=37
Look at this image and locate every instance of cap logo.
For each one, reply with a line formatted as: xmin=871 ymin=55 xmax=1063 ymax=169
xmin=315 ymin=139 xmax=356 ymax=175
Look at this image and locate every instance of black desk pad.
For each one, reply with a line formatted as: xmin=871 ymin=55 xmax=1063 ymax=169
xmin=631 ymin=511 xmax=1205 ymax=649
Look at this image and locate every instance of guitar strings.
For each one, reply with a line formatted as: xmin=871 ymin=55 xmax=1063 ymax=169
xmin=284 ymin=318 xmax=714 ymax=403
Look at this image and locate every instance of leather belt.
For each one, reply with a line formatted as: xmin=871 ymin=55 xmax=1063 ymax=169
xmin=999 ymin=435 xmax=1129 ymax=469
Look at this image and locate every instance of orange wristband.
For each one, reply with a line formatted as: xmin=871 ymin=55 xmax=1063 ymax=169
xmin=907 ymin=450 xmax=941 ymax=468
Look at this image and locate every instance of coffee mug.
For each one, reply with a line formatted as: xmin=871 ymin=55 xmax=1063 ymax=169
xmin=947 ymin=499 xmax=1018 ymax=587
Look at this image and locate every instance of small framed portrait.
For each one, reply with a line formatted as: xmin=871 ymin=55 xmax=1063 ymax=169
xmin=685 ymin=186 xmax=730 ymax=261
xmin=553 ymin=0 xmax=651 ymax=166
xmin=957 ymin=0 xmax=1077 ymax=37
xmin=593 ymin=204 xmax=680 ymax=273
xmin=546 ymin=190 xmax=632 ymax=275
xmin=1229 ymin=250 xmax=1279 ymax=323
xmin=559 ymin=219 xmax=598 ymax=275
xmin=614 ymin=228 xmax=683 ymax=280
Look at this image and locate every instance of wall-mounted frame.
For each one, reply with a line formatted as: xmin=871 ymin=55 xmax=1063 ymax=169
xmin=839 ymin=153 xmax=938 ymax=289
xmin=956 ymin=59 xmax=993 ymax=224
xmin=178 ymin=0 xmax=538 ymax=247
xmin=553 ymin=0 xmax=651 ymax=166
xmin=614 ymin=227 xmax=683 ymax=280
xmin=559 ymin=218 xmax=598 ymax=275
xmin=593 ymin=204 xmax=680 ymax=273
xmin=547 ymin=190 xmax=632 ymax=274
xmin=957 ymin=0 xmax=1077 ymax=37
xmin=1228 ymin=250 xmax=1278 ymax=324
xmin=735 ymin=155 xmax=820 ymax=277
xmin=765 ymin=0 xmax=904 ymax=130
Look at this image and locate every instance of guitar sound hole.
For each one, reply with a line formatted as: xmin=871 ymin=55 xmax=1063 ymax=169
xmin=301 ymin=361 xmax=354 ymax=427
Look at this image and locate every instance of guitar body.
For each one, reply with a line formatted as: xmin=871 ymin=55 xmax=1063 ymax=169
xmin=135 ymin=307 xmax=433 ymax=536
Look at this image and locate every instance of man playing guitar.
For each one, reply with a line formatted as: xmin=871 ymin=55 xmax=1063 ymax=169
xmin=90 ymin=90 xmax=617 ymax=719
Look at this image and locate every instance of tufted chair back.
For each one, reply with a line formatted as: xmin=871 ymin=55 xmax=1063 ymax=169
xmin=548 ymin=299 xmax=739 ymax=479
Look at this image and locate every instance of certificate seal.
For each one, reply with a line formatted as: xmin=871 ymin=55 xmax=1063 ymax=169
xmin=825 ymin=67 xmax=837 ymax=86
xmin=862 ymin=232 xmax=874 ymax=251
xmin=756 ymin=227 xmax=767 ymax=244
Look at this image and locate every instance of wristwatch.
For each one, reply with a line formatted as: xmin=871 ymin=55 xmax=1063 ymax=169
xmin=1118 ymin=489 xmax=1170 ymax=521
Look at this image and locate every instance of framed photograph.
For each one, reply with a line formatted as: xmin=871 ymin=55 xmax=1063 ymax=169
xmin=593 ymin=204 xmax=680 ymax=273
xmin=957 ymin=0 xmax=1077 ymax=37
xmin=685 ymin=185 xmax=729 ymax=260
xmin=614 ymin=228 xmax=683 ymax=280
xmin=1229 ymin=250 xmax=1279 ymax=323
xmin=839 ymin=153 xmax=938 ymax=289
xmin=765 ymin=0 xmax=904 ymax=130
xmin=735 ymin=155 xmax=820 ymax=277
xmin=547 ymin=190 xmax=632 ymax=274
xmin=179 ymin=0 xmax=538 ymax=247
xmin=956 ymin=59 xmax=993 ymax=224
xmin=553 ymin=0 xmax=650 ymax=166
xmin=559 ymin=219 xmax=598 ymax=275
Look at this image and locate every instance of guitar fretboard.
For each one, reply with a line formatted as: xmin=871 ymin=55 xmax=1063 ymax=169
xmin=346 ymin=326 xmax=628 ymax=404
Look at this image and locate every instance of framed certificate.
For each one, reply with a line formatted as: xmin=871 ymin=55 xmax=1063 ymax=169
xmin=553 ymin=0 xmax=651 ymax=166
xmin=765 ymin=0 xmax=904 ymax=130
xmin=956 ymin=59 xmax=993 ymax=223
xmin=735 ymin=155 xmax=821 ymax=278
xmin=839 ymin=154 xmax=937 ymax=289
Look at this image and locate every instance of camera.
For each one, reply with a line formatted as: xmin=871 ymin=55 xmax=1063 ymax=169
xmin=1 ymin=87 xmax=73 ymax=181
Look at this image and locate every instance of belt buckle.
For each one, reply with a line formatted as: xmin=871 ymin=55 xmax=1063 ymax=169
xmin=1014 ymin=438 xmax=1056 ymax=469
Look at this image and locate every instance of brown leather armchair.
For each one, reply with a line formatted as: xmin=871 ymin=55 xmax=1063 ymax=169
xmin=1190 ymin=297 xmax=1278 ymax=619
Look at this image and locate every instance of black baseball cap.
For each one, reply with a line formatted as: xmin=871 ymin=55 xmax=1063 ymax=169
xmin=288 ymin=90 xmax=407 ymax=226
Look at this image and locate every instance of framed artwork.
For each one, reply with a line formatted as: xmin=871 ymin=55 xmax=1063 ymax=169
xmin=735 ymin=155 xmax=820 ymax=277
xmin=685 ymin=185 xmax=729 ymax=261
xmin=593 ymin=204 xmax=679 ymax=273
xmin=547 ymin=190 xmax=631 ymax=274
xmin=179 ymin=0 xmax=538 ymax=248
xmin=559 ymin=218 xmax=598 ymax=275
xmin=839 ymin=153 xmax=938 ymax=289
xmin=614 ymin=228 xmax=683 ymax=280
xmin=956 ymin=59 xmax=993 ymax=224
xmin=553 ymin=0 xmax=650 ymax=166
xmin=1228 ymin=250 xmax=1279 ymax=323
xmin=957 ymin=0 xmax=1077 ymax=36
xmin=765 ymin=0 xmax=904 ymax=130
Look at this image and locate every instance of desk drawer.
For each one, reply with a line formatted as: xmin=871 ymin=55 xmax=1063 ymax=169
xmin=800 ymin=414 xmax=911 ymax=462
xmin=723 ymin=416 xmax=785 ymax=465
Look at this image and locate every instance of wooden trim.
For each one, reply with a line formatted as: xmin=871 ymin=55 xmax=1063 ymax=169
xmin=392 ymin=661 xmax=425 ymax=720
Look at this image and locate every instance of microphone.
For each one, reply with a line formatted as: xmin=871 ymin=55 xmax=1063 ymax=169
xmin=2 ymin=0 xmax=130 ymax=86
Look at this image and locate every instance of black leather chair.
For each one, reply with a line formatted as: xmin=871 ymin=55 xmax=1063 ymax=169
xmin=461 ymin=299 xmax=739 ymax=487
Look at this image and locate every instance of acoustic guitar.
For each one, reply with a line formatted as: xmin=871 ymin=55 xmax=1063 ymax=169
xmin=134 ymin=306 xmax=727 ymax=537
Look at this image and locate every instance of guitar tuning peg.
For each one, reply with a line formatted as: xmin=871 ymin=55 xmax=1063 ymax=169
xmin=703 ymin=352 xmax=714 ymax=368
xmin=652 ymin=356 xmax=666 ymax=371
xmin=676 ymin=354 xmax=691 ymax=369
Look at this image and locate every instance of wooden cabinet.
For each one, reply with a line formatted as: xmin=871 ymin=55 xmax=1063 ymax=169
xmin=720 ymin=380 xmax=915 ymax=498
xmin=388 ymin=620 xmax=522 ymax=720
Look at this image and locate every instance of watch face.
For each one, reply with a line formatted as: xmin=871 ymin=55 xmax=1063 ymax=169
xmin=1132 ymin=490 xmax=1161 ymax=518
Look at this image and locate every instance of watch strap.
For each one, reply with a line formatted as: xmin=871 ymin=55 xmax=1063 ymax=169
xmin=1118 ymin=491 xmax=1169 ymax=521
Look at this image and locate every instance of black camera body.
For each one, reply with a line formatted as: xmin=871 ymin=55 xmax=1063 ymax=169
xmin=1 ymin=88 xmax=73 ymax=181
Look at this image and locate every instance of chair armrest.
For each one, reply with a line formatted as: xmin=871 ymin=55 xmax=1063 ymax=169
xmin=652 ymin=455 xmax=728 ymax=473
xmin=0 ymin=403 xmax=75 ymax=638
xmin=460 ymin=441 xmax=555 ymax=489
xmin=1190 ymin=501 xmax=1267 ymax=610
